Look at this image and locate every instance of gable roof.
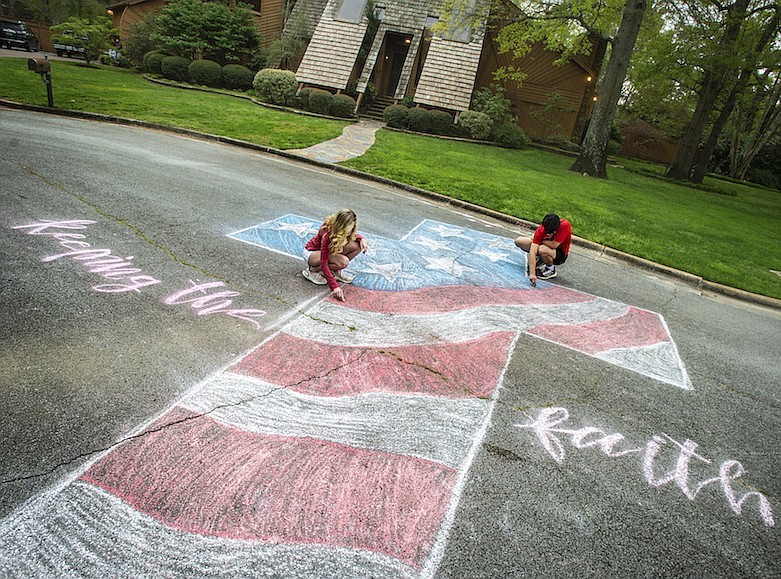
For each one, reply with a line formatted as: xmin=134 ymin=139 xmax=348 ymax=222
xmin=294 ymin=0 xmax=370 ymax=89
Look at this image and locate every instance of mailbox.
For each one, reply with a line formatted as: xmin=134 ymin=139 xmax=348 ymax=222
xmin=27 ymin=58 xmax=50 ymax=74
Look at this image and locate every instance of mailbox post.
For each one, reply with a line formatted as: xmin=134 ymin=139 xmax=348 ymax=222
xmin=27 ymin=57 xmax=53 ymax=107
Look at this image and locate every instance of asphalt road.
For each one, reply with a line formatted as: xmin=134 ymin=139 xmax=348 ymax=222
xmin=1 ymin=108 xmax=779 ymax=577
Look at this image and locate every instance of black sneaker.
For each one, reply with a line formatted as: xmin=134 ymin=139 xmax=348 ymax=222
xmin=538 ymin=265 xmax=557 ymax=279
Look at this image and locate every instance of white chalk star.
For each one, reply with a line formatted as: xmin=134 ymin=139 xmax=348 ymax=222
xmin=272 ymin=221 xmax=318 ymax=238
xmin=484 ymin=237 xmax=515 ymax=250
xmin=413 ymin=237 xmax=453 ymax=252
xmin=429 ymin=225 xmax=468 ymax=238
xmin=421 ymin=256 xmax=477 ymax=277
xmin=362 ymin=262 xmax=417 ymax=283
xmin=474 ymin=248 xmax=512 ymax=263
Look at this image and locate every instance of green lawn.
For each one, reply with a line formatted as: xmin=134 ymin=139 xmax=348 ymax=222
xmin=2 ymin=57 xmax=780 ymax=299
xmin=343 ymin=131 xmax=781 ymax=300
xmin=0 ymin=57 xmax=347 ymax=149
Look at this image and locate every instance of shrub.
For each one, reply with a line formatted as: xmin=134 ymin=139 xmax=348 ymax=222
xmin=458 ymin=110 xmax=493 ymax=140
xmin=161 ymin=55 xmax=190 ymax=81
xmin=331 ymin=93 xmax=356 ymax=118
xmin=188 ymin=59 xmax=222 ymax=87
xmin=429 ymin=110 xmax=453 ymax=135
xmin=491 ymin=122 xmax=530 ymax=149
xmin=407 ymin=107 xmax=432 ymax=133
xmin=253 ymin=68 xmax=298 ymax=105
xmin=383 ymin=104 xmax=409 ymax=129
xmin=472 ymin=85 xmax=514 ymax=127
xmin=222 ymin=64 xmax=254 ymax=90
xmin=307 ymin=88 xmax=333 ymax=115
xmin=143 ymin=50 xmax=168 ymax=74
xmin=297 ymin=88 xmax=311 ymax=110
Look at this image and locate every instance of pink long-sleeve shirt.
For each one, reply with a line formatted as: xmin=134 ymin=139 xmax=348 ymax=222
xmin=305 ymin=227 xmax=363 ymax=290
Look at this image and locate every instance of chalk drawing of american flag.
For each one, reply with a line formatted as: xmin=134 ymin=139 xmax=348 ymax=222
xmin=0 ymin=214 xmax=690 ymax=577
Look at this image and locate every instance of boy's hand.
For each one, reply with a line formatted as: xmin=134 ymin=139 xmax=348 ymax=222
xmin=332 ymin=287 xmax=345 ymax=302
xmin=529 ymin=272 xmax=537 ymax=287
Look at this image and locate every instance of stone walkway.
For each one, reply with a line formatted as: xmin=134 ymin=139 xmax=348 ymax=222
xmin=289 ymin=119 xmax=384 ymax=163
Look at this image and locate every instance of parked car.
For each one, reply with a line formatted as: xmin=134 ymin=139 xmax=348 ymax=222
xmin=53 ymin=42 xmax=85 ymax=58
xmin=0 ymin=18 xmax=39 ymax=52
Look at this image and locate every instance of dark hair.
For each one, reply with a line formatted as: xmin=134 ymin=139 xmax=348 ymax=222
xmin=542 ymin=213 xmax=560 ymax=234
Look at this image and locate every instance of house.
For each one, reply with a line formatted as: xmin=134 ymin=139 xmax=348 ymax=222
xmin=291 ymin=0 xmax=600 ymax=140
xmin=106 ymin=0 xmax=285 ymax=48
xmin=104 ymin=0 xmax=599 ymax=141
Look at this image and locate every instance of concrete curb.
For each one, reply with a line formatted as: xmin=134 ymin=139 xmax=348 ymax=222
xmin=3 ymin=98 xmax=779 ymax=312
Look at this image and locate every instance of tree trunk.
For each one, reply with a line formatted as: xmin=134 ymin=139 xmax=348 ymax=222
xmin=570 ymin=0 xmax=647 ymax=178
xmin=572 ymin=36 xmax=607 ymax=144
xmin=665 ymin=0 xmax=751 ymax=181
xmin=734 ymin=76 xmax=781 ymax=179
xmin=690 ymin=8 xmax=781 ymax=184
xmin=690 ymin=71 xmax=749 ymax=184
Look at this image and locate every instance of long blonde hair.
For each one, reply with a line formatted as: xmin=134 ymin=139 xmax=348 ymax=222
xmin=323 ymin=209 xmax=357 ymax=255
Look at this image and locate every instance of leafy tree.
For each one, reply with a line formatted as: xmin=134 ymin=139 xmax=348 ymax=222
xmin=50 ymin=16 xmax=117 ymax=65
xmin=728 ymin=67 xmax=781 ymax=180
xmin=151 ymin=0 xmax=260 ymax=65
xmin=266 ymin=2 xmax=310 ymax=69
xmin=123 ymin=15 xmax=160 ymax=67
xmin=654 ymin=0 xmax=780 ymax=183
xmin=10 ymin=0 xmax=108 ymax=23
xmin=689 ymin=5 xmax=781 ymax=183
xmin=441 ymin=0 xmax=646 ymax=178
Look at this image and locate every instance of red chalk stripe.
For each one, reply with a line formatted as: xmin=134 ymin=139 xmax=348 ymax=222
xmin=233 ymin=331 xmax=515 ymax=398
xmin=335 ymin=285 xmax=592 ymax=314
xmin=81 ymin=407 xmax=456 ymax=567
xmin=528 ymin=306 xmax=670 ymax=355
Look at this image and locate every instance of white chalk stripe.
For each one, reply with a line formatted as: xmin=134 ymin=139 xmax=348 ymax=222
xmin=181 ymin=373 xmax=491 ymax=470
xmin=286 ymin=299 xmax=630 ymax=346
xmin=597 ymin=341 xmax=692 ymax=390
xmin=0 ymin=482 xmax=419 ymax=579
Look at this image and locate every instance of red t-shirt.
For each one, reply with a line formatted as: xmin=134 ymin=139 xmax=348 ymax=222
xmin=532 ymin=219 xmax=571 ymax=255
xmin=305 ymin=226 xmax=363 ymax=290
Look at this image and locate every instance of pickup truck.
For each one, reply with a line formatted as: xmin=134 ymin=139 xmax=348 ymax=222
xmin=54 ymin=42 xmax=85 ymax=58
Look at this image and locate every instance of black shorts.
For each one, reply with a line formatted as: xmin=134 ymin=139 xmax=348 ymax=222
xmin=553 ymin=248 xmax=568 ymax=265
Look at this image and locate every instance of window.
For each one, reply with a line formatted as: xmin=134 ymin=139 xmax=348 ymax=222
xmin=441 ymin=0 xmax=475 ymax=43
xmin=336 ymin=0 xmax=368 ymax=23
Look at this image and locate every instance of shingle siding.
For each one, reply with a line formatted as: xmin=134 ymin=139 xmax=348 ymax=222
xmin=414 ymin=31 xmax=485 ymax=111
xmin=295 ymin=0 xmax=369 ymax=89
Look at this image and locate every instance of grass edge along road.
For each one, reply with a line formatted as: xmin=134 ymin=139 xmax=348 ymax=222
xmin=1 ymin=57 xmax=779 ymax=301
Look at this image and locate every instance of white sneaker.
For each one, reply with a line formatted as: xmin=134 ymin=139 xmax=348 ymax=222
xmin=538 ymin=265 xmax=557 ymax=279
xmin=336 ymin=271 xmax=355 ymax=283
xmin=302 ymin=269 xmax=327 ymax=285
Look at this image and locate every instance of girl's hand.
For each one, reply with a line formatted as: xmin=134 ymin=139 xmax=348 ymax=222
xmin=360 ymin=238 xmax=368 ymax=253
xmin=332 ymin=287 xmax=345 ymax=301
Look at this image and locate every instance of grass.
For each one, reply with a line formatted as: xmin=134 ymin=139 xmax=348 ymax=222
xmin=0 ymin=57 xmax=347 ymax=149
xmin=343 ymin=131 xmax=781 ymax=300
xmin=2 ymin=57 xmax=780 ymax=299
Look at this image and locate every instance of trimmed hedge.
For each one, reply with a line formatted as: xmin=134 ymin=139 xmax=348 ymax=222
xmin=188 ymin=59 xmax=222 ymax=87
xmin=458 ymin=110 xmax=493 ymax=140
xmin=253 ymin=68 xmax=298 ymax=106
xmin=407 ymin=107 xmax=432 ymax=133
xmin=429 ymin=110 xmax=453 ymax=135
xmin=491 ymin=122 xmax=530 ymax=149
xmin=383 ymin=104 xmax=409 ymax=129
xmin=222 ymin=64 xmax=254 ymax=91
xmin=143 ymin=51 xmax=168 ymax=74
xmin=331 ymin=93 xmax=356 ymax=118
xmin=161 ymin=56 xmax=190 ymax=82
xmin=297 ymin=88 xmax=311 ymax=110
xmin=307 ymin=88 xmax=333 ymax=115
